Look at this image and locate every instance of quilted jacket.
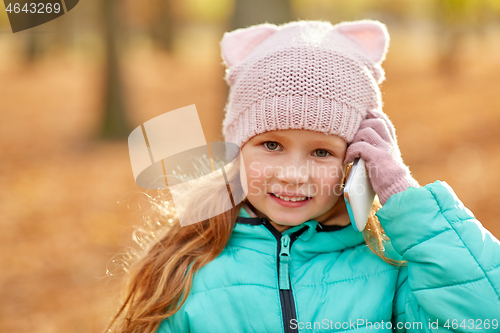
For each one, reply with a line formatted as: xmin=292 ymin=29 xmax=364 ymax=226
xmin=157 ymin=181 xmax=500 ymax=332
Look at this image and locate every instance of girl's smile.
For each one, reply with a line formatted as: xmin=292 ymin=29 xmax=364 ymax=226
xmin=240 ymin=129 xmax=350 ymax=232
xmin=268 ymin=192 xmax=313 ymax=207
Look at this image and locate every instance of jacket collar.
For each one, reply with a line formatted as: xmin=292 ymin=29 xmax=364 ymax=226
xmin=229 ymin=207 xmax=366 ymax=257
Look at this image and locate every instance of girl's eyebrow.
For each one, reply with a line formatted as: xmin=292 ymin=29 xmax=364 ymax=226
xmin=260 ymin=133 xmax=345 ymax=149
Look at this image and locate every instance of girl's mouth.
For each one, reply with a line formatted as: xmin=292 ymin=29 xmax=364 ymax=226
xmin=269 ymin=193 xmax=312 ymax=208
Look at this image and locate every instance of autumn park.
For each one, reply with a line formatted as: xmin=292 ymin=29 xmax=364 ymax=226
xmin=1 ymin=0 xmax=500 ymax=332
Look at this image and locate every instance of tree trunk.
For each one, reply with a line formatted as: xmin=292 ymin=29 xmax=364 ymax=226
xmin=229 ymin=0 xmax=293 ymax=31
xmin=98 ymin=0 xmax=133 ymax=140
xmin=150 ymin=0 xmax=176 ymax=52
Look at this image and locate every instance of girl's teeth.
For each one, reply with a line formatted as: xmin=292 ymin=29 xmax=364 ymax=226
xmin=276 ymin=194 xmax=308 ymax=201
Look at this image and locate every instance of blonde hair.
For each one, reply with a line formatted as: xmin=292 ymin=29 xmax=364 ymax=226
xmin=105 ymin=157 xmax=404 ymax=333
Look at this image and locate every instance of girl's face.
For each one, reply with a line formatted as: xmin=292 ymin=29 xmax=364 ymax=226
xmin=240 ymin=129 xmax=348 ymax=232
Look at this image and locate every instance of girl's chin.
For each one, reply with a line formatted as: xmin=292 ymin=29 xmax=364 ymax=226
xmin=266 ymin=214 xmax=312 ymax=226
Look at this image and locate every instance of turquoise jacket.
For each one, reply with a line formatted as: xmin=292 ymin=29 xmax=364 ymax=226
xmin=157 ymin=181 xmax=500 ymax=332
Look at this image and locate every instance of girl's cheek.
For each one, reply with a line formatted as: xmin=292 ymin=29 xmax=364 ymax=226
xmin=312 ymin=165 xmax=343 ymax=193
xmin=241 ymin=163 xmax=268 ymax=195
xmin=317 ymin=171 xmax=343 ymax=196
xmin=315 ymin=163 xmax=344 ymax=179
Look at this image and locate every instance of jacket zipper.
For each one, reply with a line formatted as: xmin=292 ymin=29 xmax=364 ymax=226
xmin=279 ymin=234 xmax=291 ymax=290
xmin=261 ymin=217 xmax=309 ymax=333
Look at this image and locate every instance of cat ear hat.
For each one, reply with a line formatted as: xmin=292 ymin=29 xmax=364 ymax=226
xmin=219 ymin=20 xmax=390 ymax=148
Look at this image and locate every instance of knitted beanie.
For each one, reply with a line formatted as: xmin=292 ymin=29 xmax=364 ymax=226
xmin=220 ymin=19 xmax=390 ymax=148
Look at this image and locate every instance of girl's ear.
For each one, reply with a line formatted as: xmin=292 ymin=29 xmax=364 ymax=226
xmin=220 ymin=23 xmax=279 ymax=68
xmin=336 ymin=20 xmax=389 ymax=65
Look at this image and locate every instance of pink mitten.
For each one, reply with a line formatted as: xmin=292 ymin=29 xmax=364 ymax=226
xmin=344 ymin=109 xmax=420 ymax=205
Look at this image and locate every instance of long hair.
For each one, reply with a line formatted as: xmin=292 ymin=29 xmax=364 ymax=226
xmin=105 ymin=158 xmax=403 ymax=333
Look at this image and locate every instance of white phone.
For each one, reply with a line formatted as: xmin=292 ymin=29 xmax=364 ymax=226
xmin=343 ymin=158 xmax=376 ymax=232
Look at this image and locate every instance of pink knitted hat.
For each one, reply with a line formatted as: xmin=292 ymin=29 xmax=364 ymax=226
xmin=220 ymin=19 xmax=390 ymax=148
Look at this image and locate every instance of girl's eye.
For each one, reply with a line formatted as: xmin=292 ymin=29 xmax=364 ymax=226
xmin=264 ymin=141 xmax=281 ymax=151
xmin=264 ymin=142 xmax=333 ymax=157
xmin=314 ymin=149 xmax=331 ymax=158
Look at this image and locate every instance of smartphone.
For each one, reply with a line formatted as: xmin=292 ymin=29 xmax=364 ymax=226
xmin=343 ymin=158 xmax=376 ymax=232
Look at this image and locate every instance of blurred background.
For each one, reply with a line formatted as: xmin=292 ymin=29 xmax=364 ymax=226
xmin=1 ymin=0 xmax=499 ymax=332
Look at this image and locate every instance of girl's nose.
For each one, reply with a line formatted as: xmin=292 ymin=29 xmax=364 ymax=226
xmin=274 ymin=159 xmax=309 ymax=184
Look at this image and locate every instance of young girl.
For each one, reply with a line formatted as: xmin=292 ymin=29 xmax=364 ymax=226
xmin=107 ymin=20 xmax=500 ymax=333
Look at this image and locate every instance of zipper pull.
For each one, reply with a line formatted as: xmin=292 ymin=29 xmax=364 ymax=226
xmin=279 ymin=234 xmax=291 ymax=290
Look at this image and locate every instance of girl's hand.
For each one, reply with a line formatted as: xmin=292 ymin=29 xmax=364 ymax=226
xmin=343 ymin=109 xmax=419 ymax=205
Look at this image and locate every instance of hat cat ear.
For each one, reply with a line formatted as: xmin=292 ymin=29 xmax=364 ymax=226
xmin=336 ymin=20 xmax=389 ymax=64
xmin=220 ymin=23 xmax=279 ymax=68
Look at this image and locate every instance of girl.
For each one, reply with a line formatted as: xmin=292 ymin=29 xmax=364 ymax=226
xmin=107 ymin=20 xmax=500 ymax=332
